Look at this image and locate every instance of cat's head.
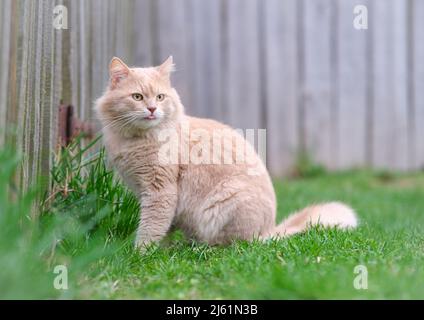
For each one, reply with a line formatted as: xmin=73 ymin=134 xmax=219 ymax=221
xmin=95 ymin=56 xmax=183 ymax=136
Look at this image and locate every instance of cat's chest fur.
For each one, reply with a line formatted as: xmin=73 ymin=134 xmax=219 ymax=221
xmin=103 ymin=129 xmax=175 ymax=195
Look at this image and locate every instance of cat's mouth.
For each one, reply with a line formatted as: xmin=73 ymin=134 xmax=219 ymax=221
xmin=143 ymin=115 xmax=157 ymax=120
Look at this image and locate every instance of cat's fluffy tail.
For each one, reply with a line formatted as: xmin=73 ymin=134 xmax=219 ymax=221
xmin=261 ymin=202 xmax=358 ymax=239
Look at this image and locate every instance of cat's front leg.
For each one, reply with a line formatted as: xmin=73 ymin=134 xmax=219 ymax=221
xmin=135 ymin=184 xmax=178 ymax=251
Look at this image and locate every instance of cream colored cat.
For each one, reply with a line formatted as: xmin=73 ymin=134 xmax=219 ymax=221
xmin=95 ymin=56 xmax=358 ymax=249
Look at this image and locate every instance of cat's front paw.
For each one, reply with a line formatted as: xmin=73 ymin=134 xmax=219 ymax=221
xmin=135 ymin=240 xmax=160 ymax=255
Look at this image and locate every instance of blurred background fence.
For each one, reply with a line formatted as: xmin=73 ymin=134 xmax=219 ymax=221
xmin=0 ymin=0 xmax=423 ymax=187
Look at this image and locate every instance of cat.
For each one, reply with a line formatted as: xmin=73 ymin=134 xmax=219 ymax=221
xmin=95 ymin=56 xmax=358 ymax=249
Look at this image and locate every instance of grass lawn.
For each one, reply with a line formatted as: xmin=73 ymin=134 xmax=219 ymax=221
xmin=1 ymin=143 xmax=424 ymax=299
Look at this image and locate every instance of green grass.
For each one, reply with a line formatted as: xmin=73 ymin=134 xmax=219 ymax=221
xmin=1 ymin=141 xmax=424 ymax=299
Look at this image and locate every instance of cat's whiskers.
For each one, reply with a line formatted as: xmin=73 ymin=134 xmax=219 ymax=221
xmin=114 ymin=114 xmax=142 ymax=135
xmin=102 ymin=114 xmax=136 ymax=131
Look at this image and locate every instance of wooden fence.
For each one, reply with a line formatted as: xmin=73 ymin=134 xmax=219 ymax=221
xmin=0 ymin=0 xmax=423 ymax=186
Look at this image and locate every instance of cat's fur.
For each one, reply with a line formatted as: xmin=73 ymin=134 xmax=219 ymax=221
xmin=95 ymin=57 xmax=358 ymax=249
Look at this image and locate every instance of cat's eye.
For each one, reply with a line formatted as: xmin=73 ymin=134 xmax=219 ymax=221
xmin=132 ymin=93 xmax=143 ymax=101
xmin=156 ymin=94 xmax=165 ymax=101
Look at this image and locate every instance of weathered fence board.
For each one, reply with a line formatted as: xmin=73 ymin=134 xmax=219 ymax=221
xmin=303 ymin=0 xmax=335 ymax=168
xmin=372 ymin=0 xmax=409 ymax=170
xmin=156 ymin=0 xmax=193 ymax=114
xmin=226 ymin=0 xmax=261 ymax=131
xmin=0 ymin=0 xmax=11 ymax=146
xmin=0 ymin=0 xmax=423 ymax=186
xmin=39 ymin=0 xmax=55 ymax=181
xmin=21 ymin=0 xmax=39 ymax=189
xmin=264 ymin=0 xmax=299 ymax=176
xmin=133 ymin=0 xmax=155 ymax=67
xmin=337 ymin=0 xmax=368 ymax=169
xmin=413 ymin=0 xmax=424 ymax=170
xmin=187 ymin=0 xmax=223 ymax=121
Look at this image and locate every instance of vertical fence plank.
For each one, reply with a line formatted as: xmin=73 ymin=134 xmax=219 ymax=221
xmin=90 ymin=0 xmax=106 ymax=106
xmin=38 ymin=0 xmax=55 ymax=182
xmin=337 ymin=0 xmax=368 ymax=169
xmin=372 ymin=0 xmax=409 ymax=170
xmin=30 ymin=0 xmax=45 ymax=187
xmin=2 ymin=1 xmax=19 ymax=148
xmin=186 ymin=0 xmax=222 ymax=120
xmin=60 ymin=0 xmax=72 ymax=105
xmin=69 ymin=0 xmax=80 ymax=119
xmin=133 ymin=0 xmax=154 ymax=67
xmin=156 ymin=0 xmax=193 ymax=112
xmin=226 ymin=0 xmax=261 ymax=130
xmin=21 ymin=0 xmax=39 ymax=189
xmin=77 ymin=0 xmax=91 ymax=120
xmin=16 ymin=0 xmax=32 ymax=190
xmin=264 ymin=0 xmax=299 ymax=176
xmin=392 ymin=0 xmax=410 ymax=170
xmin=115 ymin=0 xmax=135 ymax=65
xmin=0 ymin=0 xmax=4 ymax=136
xmin=0 ymin=0 xmax=12 ymax=145
xmin=6 ymin=0 xmax=23 ymax=188
xmin=302 ymin=0 xmax=335 ymax=167
xmin=52 ymin=0 xmax=63 ymax=151
xmin=107 ymin=0 xmax=117 ymax=60
xmin=413 ymin=0 xmax=424 ymax=169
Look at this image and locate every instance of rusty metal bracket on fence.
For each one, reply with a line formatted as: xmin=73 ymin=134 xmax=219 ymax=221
xmin=58 ymin=104 xmax=94 ymax=147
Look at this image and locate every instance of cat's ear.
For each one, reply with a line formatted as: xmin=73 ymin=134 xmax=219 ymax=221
xmin=157 ymin=56 xmax=175 ymax=81
xmin=109 ymin=57 xmax=130 ymax=88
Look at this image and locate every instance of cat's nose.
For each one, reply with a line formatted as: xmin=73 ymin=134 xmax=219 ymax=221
xmin=147 ymin=106 xmax=156 ymax=114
